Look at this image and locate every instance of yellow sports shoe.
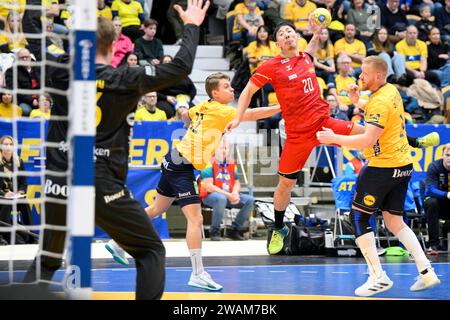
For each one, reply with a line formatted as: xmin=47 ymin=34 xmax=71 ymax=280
xmin=417 ymin=132 xmax=440 ymax=148
xmin=268 ymin=225 xmax=289 ymax=255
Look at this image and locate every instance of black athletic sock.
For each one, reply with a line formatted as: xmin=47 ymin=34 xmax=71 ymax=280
xmin=274 ymin=209 xmax=286 ymax=229
xmin=407 ymin=135 xmax=419 ymax=148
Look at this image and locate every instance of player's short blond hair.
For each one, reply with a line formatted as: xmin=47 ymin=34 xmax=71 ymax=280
xmin=205 ymin=72 xmax=230 ymax=99
xmin=97 ymin=17 xmax=116 ymax=57
xmin=443 ymin=143 xmax=450 ymax=154
xmin=363 ymin=56 xmax=388 ymax=75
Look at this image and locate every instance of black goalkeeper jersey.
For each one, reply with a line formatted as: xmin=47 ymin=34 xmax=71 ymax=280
xmin=46 ymin=24 xmax=199 ymax=184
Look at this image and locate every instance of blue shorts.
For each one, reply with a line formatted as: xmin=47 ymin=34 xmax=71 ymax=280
xmin=156 ymin=149 xmax=201 ymax=207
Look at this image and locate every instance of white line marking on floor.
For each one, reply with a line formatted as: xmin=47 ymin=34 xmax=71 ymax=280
xmin=238 ymin=270 xmax=255 ymax=272
xmin=332 ymin=272 xmax=349 ymax=274
xmin=111 ymin=269 xmax=129 ymax=271
xmin=394 ymin=273 xmax=411 ymax=276
xmin=300 ymin=271 xmax=318 ymax=273
xmin=207 ymin=270 xmax=224 ymax=272
xmin=174 ymin=269 xmax=191 ymax=272
xmin=269 ymin=271 xmax=286 ymax=273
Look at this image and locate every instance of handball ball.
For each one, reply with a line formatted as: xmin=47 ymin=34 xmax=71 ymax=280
xmin=312 ymin=8 xmax=331 ymax=27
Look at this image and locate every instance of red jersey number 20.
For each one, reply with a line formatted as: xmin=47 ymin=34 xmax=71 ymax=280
xmin=302 ymin=77 xmax=314 ymax=94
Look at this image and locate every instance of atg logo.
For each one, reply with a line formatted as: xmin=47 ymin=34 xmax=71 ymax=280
xmin=79 ymin=39 xmax=93 ymax=80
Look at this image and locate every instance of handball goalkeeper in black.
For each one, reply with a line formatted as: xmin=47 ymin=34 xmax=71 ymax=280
xmin=24 ymin=0 xmax=210 ymax=300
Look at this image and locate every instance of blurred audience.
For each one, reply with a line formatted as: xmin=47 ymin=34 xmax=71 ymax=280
xmin=110 ymin=17 xmax=133 ymax=68
xmin=134 ymin=19 xmax=164 ymax=65
xmin=135 ymin=91 xmax=167 ymax=121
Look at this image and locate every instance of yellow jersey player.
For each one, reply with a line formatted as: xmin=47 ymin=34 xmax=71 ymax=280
xmin=317 ymin=56 xmax=440 ymax=297
xmin=109 ymin=72 xmax=280 ymax=291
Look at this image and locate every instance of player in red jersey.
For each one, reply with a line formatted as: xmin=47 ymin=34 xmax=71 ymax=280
xmin=226 ymin=17 xmax=361 ymax=254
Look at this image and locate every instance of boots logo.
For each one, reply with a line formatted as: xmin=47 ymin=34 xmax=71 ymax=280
xmin=45 ymin=179 xmax=69 ymax=197
xmin=392 ymin=169 xmax=413 ymax=178
xmin=104 ymin=190 xmax=125 ymax=204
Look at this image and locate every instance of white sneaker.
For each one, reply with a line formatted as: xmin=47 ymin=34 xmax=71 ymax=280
xmin=355 ymin=271 xmax=393 ymax=297
xmin=188 ymin=271 xmax=223 ymax=291
xmin=410 ymin=267 xmax=441 ymax=292
xmin=105 ymin=240 xmax=129 ymax=265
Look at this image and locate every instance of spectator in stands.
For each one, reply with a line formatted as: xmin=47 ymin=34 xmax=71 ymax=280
xmin=260 ymin=1 xmax=284 ymax=32
xmin=30 ymin=93 xmax=52 ymax=119
xmin=323 ymin=0 xmax=346 ymax=42
xmin=135 ymin=92 xmax=167 ymax=121
xmin=22 ymin=0 xmax=44 ymax=61
xmin=45 ymin=20 xmax=66 ymax=58
xmin=110 ymin=17 xmax=133 ymax=68
xmin=0 ymin=90 xmax=22 ymax=118
xmin=346 ymin=0 xmax=377 ymax=44
xmin=245 ymin=25 xmax=279 ymax=108
xmin=283 ymin=0 xmax=317 ymax=38
xmin=98 ymin=0 xmax=113 ymax=20
xmin=134 ymin=19 xmax=164 ymax=66
xmin=0 ymin=11 xmax=27 ymax=53
xmin=396 ymin=24 xmax=440 ymax=87
xmin=326 ymin=93 xmax=349 ymax=120
xmin=167 ymin=0 xmax=187 ymax=45
xmin=314 ymin=28 xmax=336 ymax=86
xmin=58 ymin=5 xmax=73 ymax=31
xmin=416 ymin=4 xmax=434 ymax=42
xmin=170 ymin=103 xmax=189 ymax=121
xmin=423 ymin=143 xmax=450 ymax=255
xmin=434 ymin=0 xmax=450 ymax=44
xmin=334 ymin=24 xmax=366 ymax=75
xmin=45 ymin=0 xmax=68 ymax=35
xmin=0 ymin=2 xmax=25 ymax=29
xmin=118 ymin=51 xmax=139 ymax=68
xmin=427 ymin=26 xmax=450 ymax=88
xmin=367 ymin=27 xmax=407 ymax=84
xmin=214 ymin=0 xmax=233 ymax=20
xmin=235 ymin=0 xmax=265 ymax=44
xmin=406 ymin=0 xmax=442 ymax=15
xmin=380 ymin=0 xmax=408 ymax=44
xmin=111 ymin=0 xmax=145 ymax=42
xmin=200 ymin=138 xmax=254 ymax=241
xmin=156 ymin=55 xmax=196 ymax=119
xmin=328 ymin=54 xmax=359 ymax=119
xmin=0 ymin=135 xmax=33 ymax=245
xmin=246 ymin=25 xmax=280 ymax=74
xmin=5 ymin=48 xmax=40 ymax=117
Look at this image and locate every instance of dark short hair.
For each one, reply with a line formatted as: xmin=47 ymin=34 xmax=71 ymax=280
xmin=143 ymin=19 xmax=158 ymax=28
xmin=273 ymin=21 xmax=296 ymax=40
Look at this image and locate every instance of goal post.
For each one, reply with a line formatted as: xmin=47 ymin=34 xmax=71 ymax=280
xmin=66 ymin=0 xmax=96 ymax=298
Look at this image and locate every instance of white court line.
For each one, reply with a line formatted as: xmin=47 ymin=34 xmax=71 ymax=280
xmin=394 ymin=273 xmax=412 ymax=276
xmin=207 ymin=270 xmax=224 ymax=272
xmin=110 ymin=269 xmax=129 ymax=272
xmin=332 ymin=272 xmax=349 ymax=274
xmin=174 ymin=269 xmax=191 ymax=272
xmin=238 ymin=270 xmax=255 ymax=272
xmin=269 ymin=270 xmax=286 ymax=273
xmin=301 ymin=271 xmax=318 ymax=273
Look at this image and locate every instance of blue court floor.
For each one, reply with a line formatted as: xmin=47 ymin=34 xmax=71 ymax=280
xmin=1 ymin=259 xmax=449 ymax=300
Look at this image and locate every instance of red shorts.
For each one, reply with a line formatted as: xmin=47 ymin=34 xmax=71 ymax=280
xmin=278 ymin=116 xmax=354 ymax=176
